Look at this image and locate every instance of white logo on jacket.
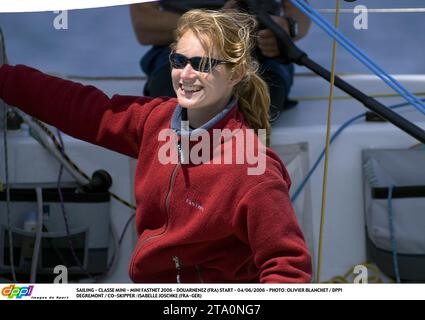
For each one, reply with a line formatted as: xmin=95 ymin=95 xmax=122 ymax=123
xmin=185 ymin=198 xmax=204 ymax=212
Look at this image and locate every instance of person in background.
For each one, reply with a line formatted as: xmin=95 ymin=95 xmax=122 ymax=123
xmin=0 ymin=9 xmax=312 ymax=283
xmin=130 ymin=0 xmax=310 ymax=122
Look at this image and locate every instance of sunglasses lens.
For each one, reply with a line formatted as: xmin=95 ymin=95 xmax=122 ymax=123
xmin=170 ymin=53 xmax=220 ymax=72
xmin=170 ymin=53 xmax=187 ymax=69
xmin=191 ymin=57 xmax=207 ymax=72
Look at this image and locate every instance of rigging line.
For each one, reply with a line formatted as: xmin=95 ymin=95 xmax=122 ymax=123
xmin=55 ymin=129 xmax=94 ymax=280
xmin=298 ymin=2 xmax=425 ymax=114
xmin=303 ymin=0 xmax=425 ymax=114
xmin=316 ymin=0 xmax=340 ymax=283
xmin=317 ymin=8 xmax=425 ymax=14
xmin=290 ymin=100 xmax=418 ymax=204
xmin=293 ymin=92 xmax=425 ymax=102
xmin=34 ymin=120 xmax=136 ymax=210
xmin=1 ymin=27 xmax=17 ymax=283
xmin=291 ymin=0 xmax=425 ymax=114
xmin=2 ymin=102 xmax=17 ymax=282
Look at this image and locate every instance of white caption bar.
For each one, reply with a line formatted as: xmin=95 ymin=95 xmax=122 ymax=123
xmin=1 ymin=284 xmax=425 ymax=300
xmin=0 ymin=0 xmax=154 ymax=13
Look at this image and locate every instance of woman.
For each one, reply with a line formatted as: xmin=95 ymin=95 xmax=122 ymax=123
xmin=0 ymin=9 xmax=311 ymax=283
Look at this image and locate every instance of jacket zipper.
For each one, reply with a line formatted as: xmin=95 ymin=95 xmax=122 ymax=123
xmin=165 ymin=138 xmax=183 ymax=214
xmin=172 ymin=256 xmax=182 ymax=284
xmin=129 ymin=140 xmax=182 ymax=278
xmin=176 ymin=139 xmax=186 ymax=164
xmin=165 ymin=143 xmax=181 ymax=212
xmin=172 ymin=257 xmax=204 ymax=284
xmin=195 ymin=265 xmax=204 ymax=283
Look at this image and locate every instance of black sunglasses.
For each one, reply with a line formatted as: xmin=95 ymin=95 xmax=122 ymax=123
xmin=169 ymin=52 xmax=231 ymax=73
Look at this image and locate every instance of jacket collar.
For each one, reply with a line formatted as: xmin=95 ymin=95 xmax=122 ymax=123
xmin=169 ymin=98 xmax=245 ymax=166
xmin=170 ymin=97 xmax=242 ymax=137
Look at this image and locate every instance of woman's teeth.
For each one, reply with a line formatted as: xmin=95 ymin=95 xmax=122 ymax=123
xmin=180 ymin=84 xmax=203 ymax=93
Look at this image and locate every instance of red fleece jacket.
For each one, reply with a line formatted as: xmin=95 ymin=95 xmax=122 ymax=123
xmin=0 ymin=64 xmax=312 ymax=283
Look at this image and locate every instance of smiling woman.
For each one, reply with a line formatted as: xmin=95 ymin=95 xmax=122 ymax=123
xmin=0 ymin=9 xmax=312 ymax=283
xmin=171 ymin=29 xmax=240 ymax=128
xmin=171 ymin=9 xmax=271 ymax=142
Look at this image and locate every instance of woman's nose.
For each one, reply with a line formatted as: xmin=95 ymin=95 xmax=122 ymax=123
xmin=180 ymin=63 xmax=196 ymax=79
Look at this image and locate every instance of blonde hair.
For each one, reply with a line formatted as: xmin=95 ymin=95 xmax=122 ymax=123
xmin=171 ymin=9 xmax=271 ymax=145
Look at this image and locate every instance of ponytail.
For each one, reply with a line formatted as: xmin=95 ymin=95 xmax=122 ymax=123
xmin=235 ymin=73 xmax=271 ymax=146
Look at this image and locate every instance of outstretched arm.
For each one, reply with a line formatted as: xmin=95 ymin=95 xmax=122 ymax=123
xmin=0 ymin=64 xmax=162 ymax=158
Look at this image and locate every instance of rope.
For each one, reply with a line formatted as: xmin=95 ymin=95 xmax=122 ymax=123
xmin=55 ymin=129 xmax=95 ymax=280
xmin=317 ymin=8 xmax=425 ymax=14
xmin=316 ymin=0 xmax=340 ymax=283
xmin=291 ymin=0 xmax=425 ymax=115
xmin=33 ymin=119 xmax=136 ymax=210
xmin=288 ymin=100 xmax=422 ymax=282
xmin=293 ymin=91 xmax=425 ymax=102
xmin=50 ymin=74 xmax=425 ymax=104
xmin=1 ymin=26 xmax=17 ymax=282
xmin=290 ymin=100 xmax=418 ymax=203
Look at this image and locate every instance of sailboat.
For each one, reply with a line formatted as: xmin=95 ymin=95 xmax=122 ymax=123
xmin=1 ymin=1 xmax=425 ymax=284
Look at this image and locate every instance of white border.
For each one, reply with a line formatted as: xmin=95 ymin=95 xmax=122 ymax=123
xmin=0 ymin=0 xmax=154 ymax=13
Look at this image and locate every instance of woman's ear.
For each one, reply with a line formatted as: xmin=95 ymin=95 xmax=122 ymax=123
xmin=228 ymin=66 xmax=244 ymax=87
